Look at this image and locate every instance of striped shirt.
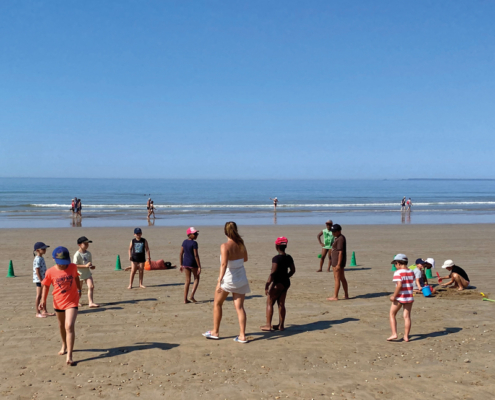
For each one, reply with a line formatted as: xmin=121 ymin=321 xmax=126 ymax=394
xmin=393 ymin=269 xmax=415 ymax=303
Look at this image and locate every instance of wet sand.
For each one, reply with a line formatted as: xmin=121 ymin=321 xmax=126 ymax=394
xmin=0 ymin=224 xmax=494 ymax=399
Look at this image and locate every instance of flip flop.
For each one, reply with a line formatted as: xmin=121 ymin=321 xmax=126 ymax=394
xmin=202 ymin=331 xmax=219 ymax=340
xmin=233 ymin=336 xmax=248 ymax=344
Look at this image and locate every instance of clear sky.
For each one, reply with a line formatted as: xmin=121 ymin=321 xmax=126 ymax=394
xmin=1 ymin=1 xmax=494 ymax=179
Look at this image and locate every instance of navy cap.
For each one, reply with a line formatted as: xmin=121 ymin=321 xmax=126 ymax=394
xmin=415 ymin=258 xmax=426 ymax=265
xmin=134 ymin=227 xmax=142 ymax=234
xmin=77 ymin=236 xmax=92 ymax=244
xmin=52 ymin=246 xmax=71 ymax=265
xmin=330 ymin=224 xmax=342 ymax=232
xmin=34 ymin=242 xmax=50 ymax=251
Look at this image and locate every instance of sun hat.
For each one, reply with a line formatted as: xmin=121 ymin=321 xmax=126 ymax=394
xmin=134 ymin=227 xmax=142 ymax=234
xmin=52 ymin=246 xmax=71 ymax=265
xmin=391 ymin=254 xmax=408 ymax=263
xmin=441 ymin=260 xmax=455 ymax=269
xmin=330 ymin=224 xmax=342 ymax=232
xmin=77 ymin=236 xmax=92 ymax=244
xmin=275 ymin=236 xmax=288 ymax=245
xmin=34 ymin=242 xmax=50 ymax=251
xmin=425 ymin=257 xmax=435 ymax=268
xmin=187 ymin=227 xmax=199 ymax=235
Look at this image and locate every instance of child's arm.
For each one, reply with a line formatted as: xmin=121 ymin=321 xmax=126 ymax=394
xmin=35 ymin=266 xmax=42 ymax=282
xmin=39 ymin=284 xmax=50 ymax=311
xmin=289 ymin=260 xmax=296 ymax=278
xmin=179 ymin=246 xmax=184 ymax=271
xmin=75 ymin=262 xmax=92 ymax=269
xmin=145 ymin=239 xmax=151 ymax=261
xmin=193 ymin=248 xmax=201 ymax=273
xmin=75 ymin=275 xmax=82 ymax=296
xmin=317 ymin=231 xmax=324 ymax=246
xmin=265 ymin=262 xmax=278 ymax=295
xmin=128 ymin=241 xmax=133 ymax=261
xmin=415 ymin=277 xmax=423 ymax=289
xmin=390 ymin=280 xmax=402 ymax=302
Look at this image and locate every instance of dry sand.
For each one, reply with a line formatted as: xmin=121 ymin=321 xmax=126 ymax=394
xmin=0 ymin=224 xmax=494 ymax=400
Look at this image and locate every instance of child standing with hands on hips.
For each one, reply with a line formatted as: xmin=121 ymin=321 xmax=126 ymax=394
xmin=388 ymin=254 xmax=415 ymax=342
xmin=33 ymin=242 xmax=55 ymax=318
xmin=128 ymin=228 xmax=150 ymax=289
xmin=40 ymin=246 xmax=81 ymax=366
xmin=73 ymin=236 xmax=99 ymax=308
xmin=180 ymin=227 xmax=202 ymax=303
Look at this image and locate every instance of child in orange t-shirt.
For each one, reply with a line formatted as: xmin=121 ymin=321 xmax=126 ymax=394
xmin=40 ymin=246 xmax=81 ymax=366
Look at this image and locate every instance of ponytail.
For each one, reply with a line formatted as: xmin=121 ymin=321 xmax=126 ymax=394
xmin=224 ymin=221 xmax=245 ymax=248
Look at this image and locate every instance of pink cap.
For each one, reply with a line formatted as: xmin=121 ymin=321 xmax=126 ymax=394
xmin=275 ymin=236 xmax=288 ymax=245
xmin=187 ymin=227 xmax=199 ymax=235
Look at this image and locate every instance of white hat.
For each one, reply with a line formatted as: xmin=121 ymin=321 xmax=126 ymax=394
xmin=391 ymin=254 xmax=408 ymax=263
xmin=441 ymin=259 xmax=454 ymax=269
xmin=425 ymin=258 xmax=435 ymax=269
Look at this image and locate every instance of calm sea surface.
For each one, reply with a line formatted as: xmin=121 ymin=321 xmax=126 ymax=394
xmin=1 ymin=178 xmax=495 ymax=228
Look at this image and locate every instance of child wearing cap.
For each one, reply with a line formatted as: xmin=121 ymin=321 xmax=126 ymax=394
xmin=388 ymin=254 xmax=415 ymax=342
xmin=128 ymin=228 xmax=151 ymax=289
xmin=40 ymin=246 xmax=81 ymax=366
xmin=260 ymin=236 xmax=295 ymax=332
xmin=33 ymin=242 xmax=55 ymax=318
xmin=180 ymin=227 xmax=202 ymax=303
xmin=73 ymin=236 xmax=99 ymax=308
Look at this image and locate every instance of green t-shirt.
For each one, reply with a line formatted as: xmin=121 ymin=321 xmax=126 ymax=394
xmin=322 ymin=229 xmax=334 ymax=249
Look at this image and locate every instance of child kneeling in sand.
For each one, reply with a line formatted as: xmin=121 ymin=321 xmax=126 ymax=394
xmin=40 ymin=246 xmax=81 ymax=365
xmin=73 ymin=236 xmax=99 ymax=308
xmin=388 ymin=254 xmax=414 ymax=342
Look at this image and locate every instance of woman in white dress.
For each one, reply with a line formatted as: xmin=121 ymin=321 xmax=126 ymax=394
xmin=203 ymin=221 xmax=250 ymax=343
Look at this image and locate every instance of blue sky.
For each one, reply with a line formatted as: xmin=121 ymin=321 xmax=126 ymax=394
xmin=1 ymin=1 xmax=494 ymax=179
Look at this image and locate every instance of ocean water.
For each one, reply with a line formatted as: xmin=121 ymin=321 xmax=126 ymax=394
xmin=1 ymin=178 xmax=495 ymax=228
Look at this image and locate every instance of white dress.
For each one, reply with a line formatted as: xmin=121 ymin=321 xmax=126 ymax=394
xmin=220 ymin=258 xmax=251 ymax=294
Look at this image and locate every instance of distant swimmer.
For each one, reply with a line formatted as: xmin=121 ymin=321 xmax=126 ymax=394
xmin=147 ymin=200 xmax=156 ymax=219
xmin=71 ymin=199 xmax=75 ymax=215
xmin=401 ymin=197 xmax=406 ymax=212
xmin=406 ymin=198 xmax=412 ymax=211
xmin=76 ymin=199 xmax=82 ymax=217
xmin=270 ymin=197 xmax=279 ymax=211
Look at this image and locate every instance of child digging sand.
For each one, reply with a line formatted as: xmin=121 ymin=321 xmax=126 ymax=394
xmin=128 ymin=227 xmax=150 ymax=289
xmin=388 ymin=254 xmax=414 ymax=342
xmin=40 ymin=246 xmax=81 ymax=366
xmin=73 ymin=236 xmax=99 ymax=308
xmin=33 ymin=242 xmax=55 ymax=318
xmin=180 ymin=227 xmax=202 ymax=303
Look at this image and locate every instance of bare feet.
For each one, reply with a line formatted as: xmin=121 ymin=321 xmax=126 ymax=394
xmin=188 ymin=298 xmax=197 ymax=303
xmin=316 ymin=269 xmax=322 ymax=272
xmin=43 ymin=312 xmax=55 ymax=316
xmin=66 ymin=358 xmax=76 ymax=366
xmin=78 ymin=303 xmax=82 ymax=307
xmin=139 ymin=285 xmax=146 ymax=289
xmin=58 ymin=347 xmax=67 ymax=355
xmin=89 ymin=303 xmax=100 ymax=308
xmin=184 ymin=299 xmax=191 ymax=304
xmin=343 ymin=296 xmax=350 ymax=300
xmin=260 ymin=325 xmax=272 ymax=331
xmin=327 ymin=269 xmax=332 ymax=272
xmin=404 ymin=336 xmax=410 ymax=342
xmin=36 ymin=313 xmax=47 ymax=318
xmin=272 ymin=324 xmax=285 ymax=331
xmin=387 ymin=335 xmax=398 ymax=341
xmin=127 ymin=285 xmax=133 ymax=290
xmin=326 ymin=297 xmax=338 ymax=301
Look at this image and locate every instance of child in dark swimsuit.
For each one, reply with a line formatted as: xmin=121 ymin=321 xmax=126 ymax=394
xmin=260 ymin=237 xmax=296 ymax=331
xmin=128 ymin=228 xmax=151 ymax=289
xmin=180 ymin=227 xmax=202 ymax=303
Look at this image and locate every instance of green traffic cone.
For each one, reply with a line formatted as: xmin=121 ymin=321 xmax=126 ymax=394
xmin=349 ymin=251 xmax=357 ymax=267
xmin=115 ymin=255 xmax=122 ymax=271
xmin=6 ymin=260 xmax=15 ymax=277
xmin=425 ymin=268 xmax=433 ymax=279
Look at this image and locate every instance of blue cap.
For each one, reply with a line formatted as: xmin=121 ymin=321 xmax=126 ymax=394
xmin=415 ymin=258 xmax=426 ymax=265
xmin=134 ymin=227 xmax=142 ymax=234
xmin=52 ymin=246 xmax=71 ymax=265
xmin=34 ymin=242 xmax=50 ymax=251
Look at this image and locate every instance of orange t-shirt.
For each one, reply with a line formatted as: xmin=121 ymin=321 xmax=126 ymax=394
xmin=42 ymin=263 xmax=79 ymax=310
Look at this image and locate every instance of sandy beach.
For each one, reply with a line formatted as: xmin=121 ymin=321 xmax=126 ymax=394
xmin=0 ymin=224 xmax=494 ymax=400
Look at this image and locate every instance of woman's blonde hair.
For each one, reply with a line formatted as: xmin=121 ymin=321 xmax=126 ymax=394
xmin=224 ymin=221 xmax=244 ymax=248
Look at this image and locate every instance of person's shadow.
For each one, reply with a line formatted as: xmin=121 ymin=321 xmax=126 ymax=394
xmin=78 ymin=306 xmax=123 ymax=315
xmin=408 ymin=327 xmax=462 ymax=341
xmin=75 ymin=342 xmax=179 ymax=363
xmin=351 ymin=292 xmax=392 ymax=299
xmin=246 ymin=317 xmax=359 ymax=341
xmin=103 ymin=298 xmax=158 ymax=306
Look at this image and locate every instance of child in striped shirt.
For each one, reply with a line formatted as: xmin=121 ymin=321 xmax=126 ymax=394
xmin=388 ymin=254 xmax=414 ymax=342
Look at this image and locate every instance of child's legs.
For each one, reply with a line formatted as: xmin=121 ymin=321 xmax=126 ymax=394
xmin=56 ymin=311 xmax=67 ymax=350
xmin=402 ymin=303 xmax=413 ymax=340
xmin=389 ymin=301 xmax=402 ymax=336
xmin=129 ymin=262 xmax=139 ymax=287
xmin=86 ymin=277 xmax=95 ymax=303
xmin=232 ymin=293 xmax=247 ymax=339
xmin=64 ymin=308 xmax=78 ymax=360
xmin=339 ymin=268 xmax=349 ymax=297
xmin=183 ymin=269 xmax=192 ymax=300
xmin=277 ymin=289 xmax=288 ymax=328
xmin=190 ymin=268 xmax=200 ymax=298
xmin=319 ymin=248 xmax=329 ymax=270
xmin=333 ymin=266 xmax=341 ymax=297
xmin=35 ymin=286 xmax=43 ymax=314
xmin=138 ymin=263 xmax=145 ymax=286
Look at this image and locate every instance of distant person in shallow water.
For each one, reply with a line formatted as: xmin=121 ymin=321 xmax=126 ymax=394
xmin=76 ymin=198 xmax=82 ymax=217
xmin=401 ymin=197 xmax=406 ymax=212
xmin=260 ymin=236 xmax=295 ymax=332
xmin=317 ymin=220 xmax=334 ymax=272
xmin=270 ymin=197 xmax=278 ymax=211
xmin=147 ymin=201 xmax=156 ymax=219
xmin=406 ymin=198 xmax=412 ymax=211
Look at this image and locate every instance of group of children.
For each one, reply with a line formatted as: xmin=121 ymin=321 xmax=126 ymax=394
xmin=389 ymin=254 xmax=472 ymax=342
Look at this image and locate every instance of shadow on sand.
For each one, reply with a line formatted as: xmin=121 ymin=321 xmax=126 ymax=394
xmin=408 ymin=327 xmax=462 ymax=342
xmin=146 ymin=283 xmax=184 ymax=288
xmin=75 ymin=342 xmax=179 ymax=363
xmin=346 ymin=267 xmax=372 ymax=271
xmin=78 ymin=306 xmax=123 ymax=315
xmin=103 ymin=298 xmax=158 ymax=306
xmin=351 ymin=292 xmax=392 ymax=300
